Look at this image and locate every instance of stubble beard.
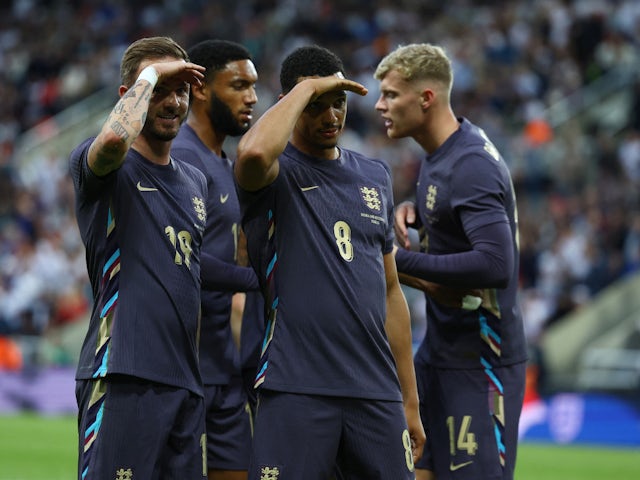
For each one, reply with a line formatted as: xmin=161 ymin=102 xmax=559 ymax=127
xmin=208 ymin=94 xmax=250 ymax=137
xmin=143 ymin=112 xmax=185 ymax=142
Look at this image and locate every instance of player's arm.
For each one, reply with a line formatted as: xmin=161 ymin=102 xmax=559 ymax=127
xmin=395 ymin=221 xmax=514 ymax=288
xmin=200 ymin=252 xmax=259 ymax=292
xmin=393 ymin=246 xmax=482 ymax=309
xmin=200 ymin=225 xmax=259 ymax=292
xmin=235 ymin=75 xmax=367 ymax=192
xmin=398 ymin=271 xmax=483 ymax=310
xmin=383 ymin=251 xmax=426 ymax=463
xmin=87 ymin=60 xmax=204 ymax=176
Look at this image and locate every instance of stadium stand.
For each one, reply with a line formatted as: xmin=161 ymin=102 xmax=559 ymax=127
xmin=2 ymin=1 xmax=640 ymax=405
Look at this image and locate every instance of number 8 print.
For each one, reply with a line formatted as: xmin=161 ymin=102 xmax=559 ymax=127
xmin=333 ymin=220 xmax=354 ymax=262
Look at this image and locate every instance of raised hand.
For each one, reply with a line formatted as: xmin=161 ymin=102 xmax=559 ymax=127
xmin=149 ymin=59 xmax=205 ymax=87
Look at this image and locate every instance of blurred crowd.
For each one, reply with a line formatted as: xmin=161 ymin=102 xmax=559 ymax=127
xmin=2 ymin=0 xmax=640 ymax=369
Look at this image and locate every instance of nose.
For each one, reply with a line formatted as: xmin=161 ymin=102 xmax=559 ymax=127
xmin=246 ymin=87 xmax=258 ymax=106
xmin=164 ymin=90 xmax=181 ymax=108
xmin=324 ymin=106 xmax=340 ymax=123
xmin=374 ymin=95 xmax=385 ymax=112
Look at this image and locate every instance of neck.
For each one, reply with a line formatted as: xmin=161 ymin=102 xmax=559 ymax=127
xmin=187 ymin=115 xmax=225 ymax=156
xmin=132 ymin=137 xmax=172 ymax=165
xmin=416 ymin=109 xmax=459 ymax=155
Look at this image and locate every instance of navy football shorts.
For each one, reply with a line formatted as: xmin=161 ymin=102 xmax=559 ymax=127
xmin=248 ymin=389 xmax=416 ymax=480
xmin=204 ymin=375 xmax=252 ymax=471
xmin=76 ymin=375 xmax=206 ymax=480
xmin=414 ymin=359 xmax=526 ymax=479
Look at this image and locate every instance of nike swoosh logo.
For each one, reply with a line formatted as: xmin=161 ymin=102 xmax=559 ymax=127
xmin=300 ymin=186 xmax=319 ymax=192
xmin=137 ymin=181 xmax=158 ymax=192
xmin=449 ymin=461 xmax=473 ymax=471
xmin=220 ymin=193 xmax=229 ymax=204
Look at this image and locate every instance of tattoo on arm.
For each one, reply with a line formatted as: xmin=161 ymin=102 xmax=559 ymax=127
xmin=135 ymin=83 xmax=152 ymax=108
xmin=121 ymin=88 xmax=137 ymax=101
xmin=110 ymin=120 xmax=129 ymax=141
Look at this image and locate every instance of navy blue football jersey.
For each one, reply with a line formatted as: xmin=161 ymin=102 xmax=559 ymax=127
xmin=69 ymin=138 xmax=208 ymax=395
xmin=238 ymin=143 xmax=402 ymax=401
xmin=240 ymin=290 xmax=264 ymax=374
xmin=172 ymin=124 xmax=243 ymax=384
xmin=412 ymin=118 xmax=527 ymax=368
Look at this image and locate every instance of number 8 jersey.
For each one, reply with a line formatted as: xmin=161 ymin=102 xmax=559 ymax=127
xmin=238 ymin=142 xmax=402 ymax=401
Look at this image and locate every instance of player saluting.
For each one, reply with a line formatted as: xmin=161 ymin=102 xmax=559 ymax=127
xmin=235 ymin=44 xmax=425 ymax=479
xmin=69 ymin=37 xmax=209 ymax=479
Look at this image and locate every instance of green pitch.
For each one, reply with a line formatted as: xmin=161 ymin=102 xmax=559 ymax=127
xmin=0 ymin=414 xmax=638 ymax=479
xmin=0 ymin=414 xmax=76 ymax=480
xmin=515 ymin=442 xmax=640 ymax=479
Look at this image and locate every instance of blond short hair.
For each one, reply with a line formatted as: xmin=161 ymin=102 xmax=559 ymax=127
xmin=374 ymin=43 xmax=453 ymax=94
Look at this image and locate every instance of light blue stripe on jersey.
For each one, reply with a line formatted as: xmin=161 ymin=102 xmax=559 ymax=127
xmin=266 ymin=253 xmax=277 ymax=276
xmin=256 ymin=361 xmax=268 ymax=379
xmin=93 ymin=344 xmax=109 ymax=378
xmin=84 ymin=401 xmax=104 ymax=449
xmin=81 ymin=381 xmax=106 ymax=479
xmin=100 ymin=292 xmax=118 ymax=318
xmin=494 ymin=422 xmax=505 ymax=455
xmin=479 ymin=312 xmax=502 ymax=357
xmin=481 ymin=357 xmax=504 ymax=393
xmin=102 ymin=248 xmax=120 ymax=276
xmin=495 ymin=423 xmax=505 ymax=455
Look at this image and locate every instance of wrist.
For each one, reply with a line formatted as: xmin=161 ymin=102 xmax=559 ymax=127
xmin=137 ymin=66 xmax=158 ymax=87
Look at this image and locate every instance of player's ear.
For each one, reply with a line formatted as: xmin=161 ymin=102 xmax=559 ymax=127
xmin=190 ymin=81 xmax=208 ymax=102
xmin=419 ymin=88 xmax=435 ymax=111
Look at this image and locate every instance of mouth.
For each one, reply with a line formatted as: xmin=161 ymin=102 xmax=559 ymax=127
xmin=319 ymin=127 xmax=340 ymax=139
xmin=157 ymin=113 xmax=179 ymax=124
xmin=239 ymin=111 xmax=253 ymax=123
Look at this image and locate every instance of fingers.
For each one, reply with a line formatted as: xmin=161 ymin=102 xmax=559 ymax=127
xmin=394 ymin=209 xmax=407 ymax=240
xmin=311 ymin=76 xmax=368 ymax=97
xmin=394 ymin=202 xmax=414 ymax=249
xmin=412 ymin=433 xmax=425 ymax=462
xmin=177 ymin=63 xmax=206 ymax=86
xmin=405 ymin=208 xmax=415 ymax=225
xmin=394 ymin=224 xmax=409 ymax=249
xmin=343 ymin=80 xmax=368 ymax=96
xmin=153 ymin=60 xmax=205 ymax=85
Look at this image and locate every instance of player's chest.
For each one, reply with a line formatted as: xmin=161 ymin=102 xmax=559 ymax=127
xmin=290 ymin=173 xmax=388 ymax=230
xmin=416 ymin=165 xmax=454 ymax=226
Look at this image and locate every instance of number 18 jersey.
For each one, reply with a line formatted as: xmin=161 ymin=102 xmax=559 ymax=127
xmin=69 ymin=138 xmax=208 ymax=395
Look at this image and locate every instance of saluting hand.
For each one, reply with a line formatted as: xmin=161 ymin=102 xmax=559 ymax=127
xmin=305 ymin=73 xmax=368 ymax=99
xmin=150 ymin=59 xmax=206 ymax=87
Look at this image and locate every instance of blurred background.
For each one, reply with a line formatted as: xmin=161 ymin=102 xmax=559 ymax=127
xmin=1 ymin=0 xmax=639 ymax=455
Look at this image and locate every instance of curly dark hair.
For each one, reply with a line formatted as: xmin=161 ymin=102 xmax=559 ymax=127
xmin=280 ymin=45 xmax=345 ymax=93
xmin=187 ymin=39 xmax=253 ymax=83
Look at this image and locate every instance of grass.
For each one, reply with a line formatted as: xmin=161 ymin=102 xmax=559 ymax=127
xmin=0 ymin=414 xmax=76 ymax=480
xmin=515 ymin=442 xmax=640 ymax=480
xmin=0 ymin=414 xmax=638 ymax=479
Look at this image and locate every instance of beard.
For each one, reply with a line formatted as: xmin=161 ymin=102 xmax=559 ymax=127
xmin=144 ymin=122 xmax=181 ymax=142
xmin=207 ymin=94 xmax=250 ymax=137
xmin=143 ymin=108 xmax=186 ymax=142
